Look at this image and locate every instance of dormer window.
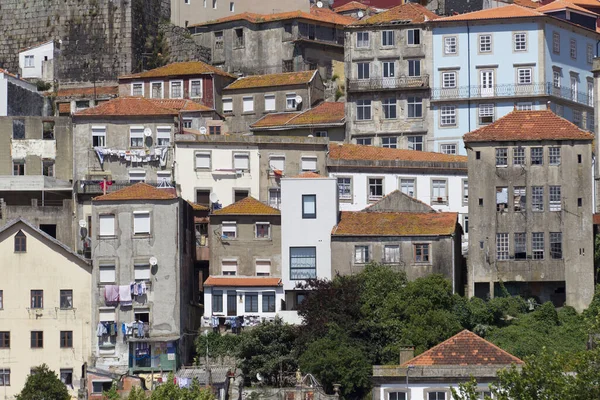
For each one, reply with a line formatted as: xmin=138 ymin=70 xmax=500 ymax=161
xmin=14 ymin=230 xmax=26 ymax=252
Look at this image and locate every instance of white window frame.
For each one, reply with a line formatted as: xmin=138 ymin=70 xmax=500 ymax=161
xmin=189 ymin=79 xmax=203 ymax=98
xmin=431 ymin=179 xmax=447 ymax=204
xmin=233 ymin=152 xmax=250 ymax=171
xmin=150 ymin=81 xmax=164 ymax=99
xmin=407 ymin=136 xmax=423 ymax=151
xmin=24 ymin=55 xmax=34 ymax=68
xmin=553 ymin=70 xmax=561 ymax=88
xmin=242 ymin=96 xmax=254 ymax=113
xmin=570 ymin=38 xmax=577 ymax=60
xmin=169 ymin=80 xmax=183 ymax=99
xmin=440 ymin=143 xmax=457 ymax=155
xmin=400 ymin=178 xmax=416 ymax=197
xmin=99 ymin=264 xmax=116 ymax=284
xmin=442 ymin=72 xmax=456 ymax=88
xmin=222 ymin=222 xmax=237 ymax=240
xmin=222 ymin=97 xmax=233 ymax=113
xmin=157 ymin=171 xmax=172 ymax=184
xmin=514 ymin=32 xmax=527 ymax=52
xmin=496 ymin=233 xmax=509 ymax=261
xmin=368 ymin=177 xmax=384 ymax=201
xmin=99 ymin=215 xmax=115 ymax=237
xmin=255 ymin=260 xmax=271 ymax=276
xmin=407 ymin=29 xmax=420 ymax=45
xmin=269 ymin=155 xmax=285 ymax=173
xmin=301 ymin=156 xmax=318 ymax=172
xmin=129 ymin=126 xmax=144 ymax=148
xmin=286 ymin=93 xmax=297 ymax=110
xmin=222 ymin=259 xmax=238 ymax=275
xmin=516 ymin=102 xmax=533 ymax=111
xmin=156 ymin=126 xmax=171 ymax=147
xmin=440 ymin=105 xmax=456 ymax=126
xmin=134 ymin=263 xmax=151 ymax=281
xmin=356 ymin=31 xmax=369 ymax=48
xmin=129 ymin=170 xmax=146 ymax=183
xmin=479 ymin=34 xmax=492 ymax=53
xmin=354 ymin=245 xmax=370 ymax=264
xmin=444 ymin=36 xmax=457 ymax=55
xmin=338 ymin=177 xmax=352 ymax=200
xmin=357 ymin=62 xmax=370 ymax=80
xmin=195 ymin=152 xmax=211 ymax=170
xmin=92 ymin=126 xmax=106 ymax=148
xmin=356 ymin=99 xmax=372 ymax=121
xmin=264 ymin=94 xmax=276 ymax=111
xmin=381 ymin=30 xmax=394 ymax=47
xmin=587 ymin=44 xmax=594 ymax=64
xmin=549 ymin=185 xmax=561 ymax=211
xmin=478 ymin=103 xmax=494 ymax=125
xmin=255 ymin=222 xmax=271 ymax=239
xmin=131 ymin=82 xmax=144 ymax=97
xmin=553 ymin=31 xmax=560 ymax=54
xmin=517 ymin=68 xmax=532 ymax=85
xmin=133 ymin=211 xmax=151 ymax=235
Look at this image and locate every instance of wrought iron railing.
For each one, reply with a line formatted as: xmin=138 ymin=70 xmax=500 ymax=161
xmin=348 ymin=75 xmax=430 ymax=92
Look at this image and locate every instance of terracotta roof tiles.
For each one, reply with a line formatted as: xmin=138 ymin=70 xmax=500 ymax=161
xmin=251 ymin=112 xmax=301 ymax=128
xmin=251 ymin=102 xmax=345 ymax=129
xmin=334 ymin=1 xmax=369 ymax=12
xmin=152 ymin=99 xmax=213 ymax=112
xmin=212 ymin=197 xmax=281 ymax=215
xmin=437 ymin=4 xmax=542 ymax=21
xmin=57 ymin=103 xmax=71 ymax=114
xmin=204 ymin=276 xmax=282 ymax=287
xmin=225 ymin=70 xmax=317 ymax=90
xmin=93 ymin=183 xmax=178 ymax=201
xmin=56 ymin=86 xmax=119 ymax=98
xmin=119 ymin=61 xmax=236 ymax=79
xmin=463 ymin=110 xmax=594 ymax=142
xmin=329 ymin=143 xmax=468 ymax=163
xmin=353 ymin=2 xmax=439 ymax=25
xmin=332 ymin=211 xmax=458 ymax=236
xmin=514 ymin=0 xmax=542 ymax=8
xmin=402 ymin=330 xmax=523 ymax=367
xmin=537 ymin=0 xmax=598 ymax=14
xmin=292 ymin=171 xmax=327 ymax=178
xmin=73 ymin=97 xmax=213 ymax=117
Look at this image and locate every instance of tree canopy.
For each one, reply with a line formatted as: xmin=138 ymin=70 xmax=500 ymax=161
xmin=15 ymin=364 xmax=70 ymax=400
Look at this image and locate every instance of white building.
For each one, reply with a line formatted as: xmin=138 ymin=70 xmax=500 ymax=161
xmin=18 ymin=40 xmax=55 ymax=81
xmin=280 ymin=172 xmax=338 ymax=310
xmin=175 ymin=135 xmax=260 ymax=208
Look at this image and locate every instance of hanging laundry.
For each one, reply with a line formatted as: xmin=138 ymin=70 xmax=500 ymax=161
xmin=98 ymin=180 xmax=113 ymax=191
xmin=178 ymin=377 xmax=191 ymax=388
xmin=119 ymin=285 xmax=132 ymax=306
xmin=94 ymin=147 xmax=105 ymax=165
xmin=137 ymin=321 xmax=145 ymax=338
xmin=96 ymin=323 xmax=107 ymax=337
xmin=104 ymin=285 xmax=119 ymax=304
xmin=140 ymin=281 xmax=147 ymax=294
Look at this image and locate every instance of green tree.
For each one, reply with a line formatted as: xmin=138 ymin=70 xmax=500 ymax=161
xmin=127 ymin=386 xmax=148 ymax=400
xmin=15 ymin=364 xmax=70 ymax=400
xmin=104 ymin=382 xmax=121 ymax=400
xmin=150 ymin=374 xmax=217 ymax=400
xmin=195 ymin=331 xmax=241 ymax=360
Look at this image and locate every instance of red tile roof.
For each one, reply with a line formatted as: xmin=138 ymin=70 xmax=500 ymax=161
xmin=353 ymin=2 xmax=439 ymax=25
xmin=119 ymin=61 xmax=236 ymax=79
xmin=57 ymin=103 xmax=71 ymax=114
xmin=437 ymin=4 xmax=542 ymax=21
xmin=594 ymin=213 xmax=600 ymax=225
xmin=73 ymin=97 xmax=212 ymax=117
xmin=569 ymin=0 xmax=600 ymax=7
xmin=402 ymin=330 xmax=523 ymax=367
xmin=191 ymin=6 xmax=355 ymax=27
xmin=204 ymin=276 xmax=282 ymax=287
xmin=291 ymin=171 xmax=327 ymax=178
xmin=225 ymin=70 xmax=317 ymax=90
xmin=189 ymin=202 xmax=210 ymax=211
xmin=514 ymin=0 xmax=542 ymax=8
xmin=212 ymin=197 xmax=281 ymax=215
xmin=537 ymin=0 xmax=598 ymax=14
xmin=251 ymin=102 xmax=345 ymax=129
xmin=332 ymin=211 xmax=458 ymax=236
xmin=151 ymin=99 xmax=213 ymax=112
xmin=463 ymin=110 xmax=594 ymax=143
xmin=334 ymin=1 xmax=369 ymax=12
xmin=93 ymin=183 xmax=178 ymax=201
xmin=56 ymin=85 xmax=119 ymax=98
xmin=329 ymin=143 xmax=468 ymax=163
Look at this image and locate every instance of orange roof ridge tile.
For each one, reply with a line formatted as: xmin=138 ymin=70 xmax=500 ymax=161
xmin=56 ymin=85 xmax=119 ymax=98
xmin=93 ymin=183 xmax=178 ymax=201
xmin=119 ymin=61 xmax=236 ymax=80
xmin=225 ymin=70 xmax=317 ymax=90
xmin=353 ymin=2 xmax=439 ymax=25
xmin=332 ymin=211 xmax=457 ymax=236
xmin=212 ymin=196 xmax=281 ymax=215
xmin=328 ymin=143 xmax=468 ymax=163
xmin=437 ymin=4 xmax=542 ymax=21
xmin=538 ymin=0 xmax=598 ymax=14
xmin=334 ymin=1 xmax=369 ymax=12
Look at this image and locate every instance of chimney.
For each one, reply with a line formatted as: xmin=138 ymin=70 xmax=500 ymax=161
xmin=399 ymin=347 xmax=414 ymax=365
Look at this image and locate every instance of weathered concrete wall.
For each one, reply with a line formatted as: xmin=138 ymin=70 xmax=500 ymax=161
xmin=253 ymin=127 xmax=346 ymax=142
xmin=365 ymin=190 xmax=435 ymax=213
xmin=161 ymin=22 xmax=211 ymax=64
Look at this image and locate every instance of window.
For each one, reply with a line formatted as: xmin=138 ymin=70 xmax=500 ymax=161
xmin=407 ymin=29 xmax=420 ymax=45
xmin=382 ymin=137 xmax=397 ymax=148
xmin=549 ymin=147 xmax=560 ymax=165
xmin=130 ymin=82 xmax=144 ymax=97
xmin=234 ymin=28 xmax=244 ymax=47
xmin=570 ymin=38 xmax=577 ymax=59
xmin=588 ymin=81 xmax=594 ymax=106
xmin=440 ymin=143 xmax=457 ymax=155
xmin=442 ymin=72 xmax=456 ymax=88
xmin=60 ymin=290 xmax=73 ymax=309
xmin=408 ymin=136 xmax=423 ymax=151
xmin=212 ymin=0 xmax=217 ymax=8
xmin=549 ymin=186 xmax=561 ymax=211
xmin=128 ymin=170 xmax=145 ymax=184
xmin=517 ymin=68 xmax=532 ymax=84
xmin=42 ymin=160 xmax=54 ymax=177
xmin=214 ymin=31 xmax=224 ymax=49
xmin=24 ymin=55 xmax=34 ymax=67
xmin=30 ymin=289 xmax=43 ymax=309
xmin=169 ymin=81 xmax=183 ymax=98
xmin=189 ymin=79 xmax=202 ymax=98
xmin=31 ymin=331 xmax=43 ymax=348
xmin=444 ymin=36 xmax=457 ymax=54
xmin=233 ymin=153 xmax=249 ymax=171
xmin=514 ymin=32 xmax=527 ymax=51
xmin=407 ymin=96 xmax=423 ymax=118
xmin=129 ymin=127 xmax=144 ymax=148
xmin=243 ymin=96 xmax=254 ymax=113
xmin=290 ymin=247 xmax=316 ymax=280
xmin=269 ymin=188 xmax=281 ymax=209
xmin=222 ymin=98 xmax=233 ymax=113
xmin=12 ymin=160 xmax=24 ymax=176
xmin=315 ymin=131 xmax=328 ymax=138
xmin=99 ymin=215 xmax=115 ymax=237
xmin=210 ymin=125 xmax=222 ymax=137
xmin=440 ymin=105 xmax=456 ymax=126
xmin=479 ymin=34 xmax=492 ymax=53
xmin=301 ymin=156 xmax=317 ymax=171
xmin=382 ymin=98 xmax=397 ymax=119
xmin=230 ymin=1 xmax=234 ymax=12
xmin=516 ymin=102 xmax=533 ymax=111
xmin=221 ymin=260 xmax=237 ymax=275
xmin=195 ymin=152 xmax=211 ymax=169
xmin=264 ymin=94 xmax=276 ymax=111
xmin=256 ymin=223 xmax=270 ymax=239
xmin=550 ymin=232 xmax=562 ymax=259
xmin=511 ymin=147 xmax=524 ymax=165
xmin=222 ymin=222 xmax=237 ymax=239
xmin=384 ymin=245 xmax=400 ymax=264
xmin=287 ymin=93 xmax=300 ymax=109
xmin=514 ymin=187 xmax=526 ymax=212
xmin=282 ymin=59 xmax=293 ymax=72
xmin=133 ymin=212 xmax=151 ymax=235
xmin=414 ymin=243 xmax=430 ymax=263
xmin=150 ymin=82 xmax=163 ymax=98
xmin=408 ymin=59 xmax=420 ymax=77
xmin=479 ymin=104 xmax=494 ymax=125
xmin=41 ymin=121 xmax=55 ymax=140
xmin=495 ymin=148 xmax=508 ymax=166
xmin=432 ymin=179 xmax=447 ymax=203
xmin=553 ymin=31 xmax=560 ymax=54
xmin=0 ymin=369 xmax=10 ymax=387
xmin=156 ymin=127 xmax=171 ymax=147
xmin=245 ymin=293 xmax=258 ymax=312
xmin=338 ymin=177 xmax=353 ymax=200
xmin=571 ymin=76 xmax=578 ymax=102
xmin=532 ymin=232 xmax=544 ymax=260
xmin=357 ymin=62 xmax=370 ymax=80
xmin=0 ymin=332 xmax=8 ymax=348
xmin=92 ymin=126 xmax=106 ymax=147
xmin=428 ymin=393 xmax=446 ymax=400
xmin=354 ymin=245 xmax=370 ymax=264
xmin=212 ymin=290 xmax=223 ymax=313
xmin=357 ymin=100 xmax=372 ymax=120
xmin=269 ymin=155 xmax=285 ymax=173
xmin=400 ymin=178 xmax=415 ymax=197
xmin=463 ymin=215 xmax=469 ymax=233
xmin=573 ymin=109 xmax=582 ymax=127
xmin=12 ymin=119 xmax=25 ymax=139
xmin=496 ymin=186 xmax=508 ymax=212
xmin=587 ymin=44 xmax=594 ymax=64
xmin=253 ymin=260 xmax=271 ymax=277
xmin=262 ymin=292 xmax=276 ymax=312
xmin=511 ymin=232 xmax=527 ymax=260
xmin=382 ymin=30 xmax=394 ymax=46
xmin=368 ymin=178 xmax=383 ymax=201
xmin=356 ymin=138 xmax=372 ymax=145
xmin=496 ymin=233 xmax=509 ymax=260
xmin=75 ymin=100 xmax=89 ymax=111
xmin=60 ymin=331 xmax=73 ymax=348
xmin=13 ymin=230 xmax=26 ymax=255
xmin=553 ymin=70 xmax=561 ymax=88
xmin=356 ymin=32 xmax=369 ymax=48
xmin=99 ymin=263 xmax=116 ymax=283
xmin=60 ymin=369 xmax=73 ymax=386
xmin=532 ymin=186 xmax=544 ymax=211
xmin=531 ymin=147 xmax=543 ymax=165
xmin=92 ymin=381 xmax=113 ymax=394
xmin=302 ymin=195 xmax=316 ymax=219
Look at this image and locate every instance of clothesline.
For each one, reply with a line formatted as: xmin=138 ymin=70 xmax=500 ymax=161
xmin=104 ymin=282 xmax=148 ymax=306
xmin=94 ymin=146 xmax=169 ymax=167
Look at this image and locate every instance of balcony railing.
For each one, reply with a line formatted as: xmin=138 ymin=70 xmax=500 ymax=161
xmin=76 ymin=180 xmax=174 ymax=195
xmin=431 ymin=82 xmax=593 ymax=107
xmin=347 ymin=75 xmax=429 ymax=92
xmin=294 ymin=32 xmax=344 ymax=46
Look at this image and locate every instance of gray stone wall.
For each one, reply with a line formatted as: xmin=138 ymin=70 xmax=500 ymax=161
xmin=6 ymin=82 xmax=46 ymax=116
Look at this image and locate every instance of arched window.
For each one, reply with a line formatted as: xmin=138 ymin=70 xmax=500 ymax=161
xmin=14 ymin=230 xmax=26 ymax=253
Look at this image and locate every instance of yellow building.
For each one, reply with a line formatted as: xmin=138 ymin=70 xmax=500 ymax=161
xmin=0 ymin=218 xmax=92 ymax=399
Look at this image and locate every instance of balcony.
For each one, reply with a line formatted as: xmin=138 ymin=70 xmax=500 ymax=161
xmin=76 ymin=180 xmax=174 ymax=195
xmin=347 ymin=75 xmax=429 ymax=92
xmin=431 ymin=82 xmax=593 ymax=107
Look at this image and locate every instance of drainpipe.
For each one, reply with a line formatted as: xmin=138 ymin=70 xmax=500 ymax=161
xmin=467 ymin=21 xmax=472 ymax=134
xmin=451 ymin=232 xmax=456 ymax=294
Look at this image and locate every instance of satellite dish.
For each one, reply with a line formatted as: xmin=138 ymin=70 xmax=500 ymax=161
xmin=209 ymin=192 xmax=219 ymax=203
xmin=357 ymin=10 xmax=364 ymax=18
xmin=316 ymin=1 xmax=323 ymax=7
xmin=199 ymin=126 xmax=207 ymax=135
xmin=295 ymin=95 xmax=303 ymax=104
xmin=149 ymin=256 xmax=158 ymax=266
xmin=143 ymin=127 xmax=152 ymax=137
xmin=256 ymin=373 xmax=263 ymax=382
xmin=79 ymin=219 xmax=87 ymax=228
